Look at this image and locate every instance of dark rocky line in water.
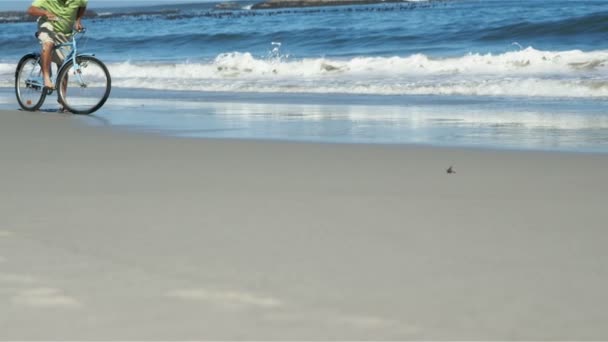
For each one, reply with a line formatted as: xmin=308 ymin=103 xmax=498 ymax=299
xmin=0 ymin=1 xmax=449 ymax=23
xmin=0 ymin=10 xmax=99 ymax=24
xmin=251 ymin=0 xmax=440 ymax=10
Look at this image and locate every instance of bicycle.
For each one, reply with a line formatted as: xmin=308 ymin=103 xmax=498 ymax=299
xmin=15 ymin=28 xmax=111 ymax=115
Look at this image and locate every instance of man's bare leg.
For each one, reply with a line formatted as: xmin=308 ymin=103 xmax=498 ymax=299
xmin=61 ymin=74 xmax=67 ymax=95
xmin=41 ymin=41 xmax=54 ymax=89
xmin=58 ymin=74 xmax=69 ymax=112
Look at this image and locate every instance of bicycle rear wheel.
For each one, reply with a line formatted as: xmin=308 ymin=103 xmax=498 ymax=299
xmin=15 ymin=54 xmax=47 ymax=111
xmin=57 ymin=55 xmax=111 ymax=115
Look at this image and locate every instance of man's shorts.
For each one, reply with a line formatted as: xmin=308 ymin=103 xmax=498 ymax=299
xmin=37 ymin=20 xmax=71 ymax=65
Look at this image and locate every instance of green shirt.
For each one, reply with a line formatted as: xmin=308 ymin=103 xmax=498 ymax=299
xmin=32 ymin=0 xmax=88 ymax=34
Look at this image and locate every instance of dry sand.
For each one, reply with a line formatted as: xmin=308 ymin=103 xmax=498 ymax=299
xmin=1 ymin=109 xmax=607 ymax=340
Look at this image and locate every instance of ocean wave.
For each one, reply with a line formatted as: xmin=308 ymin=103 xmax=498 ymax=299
xmin=112 ymin=47 xmax=608 ymax=77
xmin=1 ymin=48 xmax=607 ymax=98
xmin=479 ymin=11 xmax=608 ymax=41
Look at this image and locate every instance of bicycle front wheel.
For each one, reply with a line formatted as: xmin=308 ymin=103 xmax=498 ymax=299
xmin=57 ymin=56 xmax=111 ymax=115
xmin=15 ymin=54 xmax=47 ymax=111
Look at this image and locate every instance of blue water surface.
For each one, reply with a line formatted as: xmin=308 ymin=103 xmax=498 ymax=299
xmin=1 ymin=0 xmax=607 ymax=152
xmin=1 ymin=0 xmax=608 ymax=62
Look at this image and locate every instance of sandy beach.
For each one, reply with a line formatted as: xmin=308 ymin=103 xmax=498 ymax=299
xmin=1 ymin=108 xmax=608 ymax=339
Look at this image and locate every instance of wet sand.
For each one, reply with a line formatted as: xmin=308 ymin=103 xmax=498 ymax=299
xmin=1 ymin=108 xmax=607 ymax=339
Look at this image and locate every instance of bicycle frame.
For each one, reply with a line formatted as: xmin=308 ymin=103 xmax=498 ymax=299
xmin=55 ymin=29 xmax=90 ymax=87
xmin=25 ymin=29 xmax=89 ymax=90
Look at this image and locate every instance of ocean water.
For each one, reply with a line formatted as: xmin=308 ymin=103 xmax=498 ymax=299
xmin=1 ymin=0 xmax=607 ymax=151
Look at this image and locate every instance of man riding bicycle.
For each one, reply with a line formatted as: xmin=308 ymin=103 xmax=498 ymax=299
xmin=27 ymin=0 xmax=88 ymax=91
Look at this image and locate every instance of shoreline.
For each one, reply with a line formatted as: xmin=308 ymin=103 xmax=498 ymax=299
xmin=3 ymin=87 xmax=607 ymax=154
xmin=1 ymin=108 xmax=608 ymax=339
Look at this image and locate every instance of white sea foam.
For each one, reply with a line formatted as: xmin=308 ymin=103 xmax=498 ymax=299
xmin=2 ymin=48 xmax=607 ymax=97
xmin=0 ymin=63 xmax=13 ymax=76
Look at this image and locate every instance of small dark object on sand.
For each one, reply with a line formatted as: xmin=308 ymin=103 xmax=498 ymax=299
xmin=446 ymin=165 xmax=455 ymax=174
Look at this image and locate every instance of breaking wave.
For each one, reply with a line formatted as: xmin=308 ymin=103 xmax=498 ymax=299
xmin=1 ymin=47 xmax=607 ymax=98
